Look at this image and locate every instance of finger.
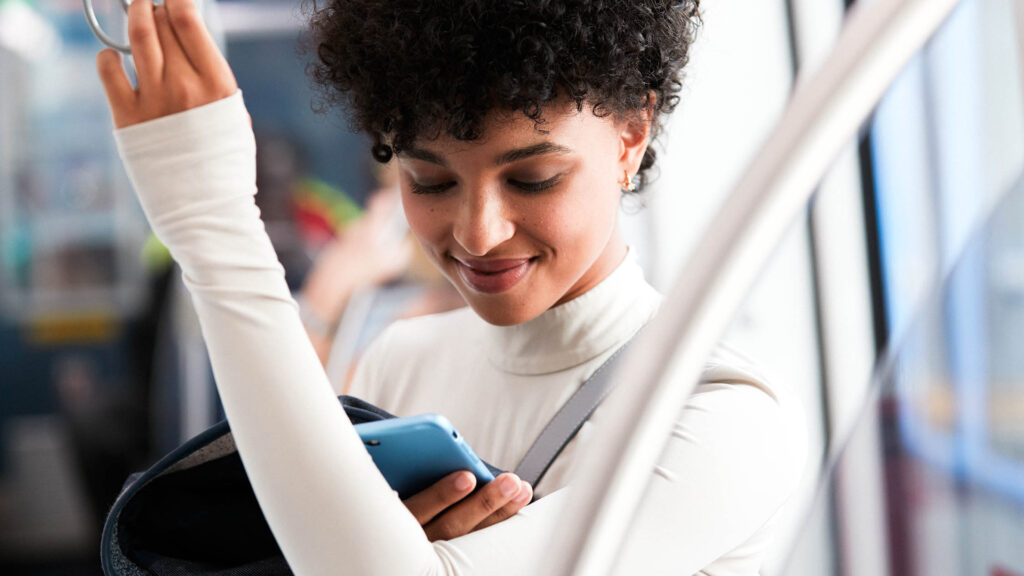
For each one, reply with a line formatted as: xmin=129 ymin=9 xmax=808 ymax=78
xmin=164 ymin=0 xmax=232 ymax=81
xmin=153 ymin=4 xmax=194 ymax=76
xmin=475 ymin=481 xmax=532 ymax=530
xmin=96 ymin=49 xmax=137 ymax=128
xmin=424 ymin=473 xmax=521 ymax=541
xmin=402 ymin=471 xmax=476 ymax=525
xmin=127 ymin=0 xmax=163 ymax=89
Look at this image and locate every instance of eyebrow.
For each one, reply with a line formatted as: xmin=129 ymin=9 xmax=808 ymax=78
xmin=494 ymin=142 xmax=572 ymax=165
xmin=399 ymin=147 xmax=448 ymax=166
xmin=398 ymin=142 xmax=573 ymax=167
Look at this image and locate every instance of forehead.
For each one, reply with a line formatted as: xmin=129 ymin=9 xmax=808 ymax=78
xmin=408 ymin=102 xmax=621 ymax=159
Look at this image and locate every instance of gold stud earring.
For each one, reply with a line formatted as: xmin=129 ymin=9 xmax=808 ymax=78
xmin=621 ymin=170 xmax=637 ymax=192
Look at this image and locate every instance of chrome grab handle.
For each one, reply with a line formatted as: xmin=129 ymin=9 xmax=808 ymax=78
xmin=83 ymin=0 xmax=132 ymax=55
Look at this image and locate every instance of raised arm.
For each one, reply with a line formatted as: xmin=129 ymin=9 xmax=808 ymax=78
xmin=95 ymin=1 xmax=531 ymax=573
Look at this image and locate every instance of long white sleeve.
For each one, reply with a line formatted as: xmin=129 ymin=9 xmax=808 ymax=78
xmin=115 ymin=92 xmax=490 ymax=576
xmin=115 ymin=92 xmax=805 ymax=576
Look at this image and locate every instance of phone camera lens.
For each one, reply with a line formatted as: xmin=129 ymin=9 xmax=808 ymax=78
xmin=452 ymin=431 xmax=458 ymax=438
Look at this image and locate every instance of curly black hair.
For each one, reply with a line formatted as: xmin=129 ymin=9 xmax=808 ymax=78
xmin=304 ymin=0 xmax=701 ymax=191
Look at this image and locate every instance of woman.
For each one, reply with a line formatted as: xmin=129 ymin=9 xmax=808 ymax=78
xmin=96 ymin=0 xmax=805 ymax=573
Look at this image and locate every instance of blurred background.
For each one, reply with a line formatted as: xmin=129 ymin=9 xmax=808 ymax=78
xmin=1 ymin=0 xmax=1023 ymax=574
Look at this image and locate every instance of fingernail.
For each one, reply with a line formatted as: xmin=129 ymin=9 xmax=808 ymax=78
xmin=515 ymin=483 xmax=532 ymax=504
xmin=454 ymin=473 xmax=474 ymax=492
xmin=500 ymin=475 xmax=519 ymax=497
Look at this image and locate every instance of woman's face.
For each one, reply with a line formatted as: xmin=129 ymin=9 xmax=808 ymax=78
xmin=397 ymin=104 xmax=649 ymax=326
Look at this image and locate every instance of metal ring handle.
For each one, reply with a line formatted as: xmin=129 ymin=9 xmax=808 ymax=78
xmin=83 ymin=0 xmax=132 ymax=54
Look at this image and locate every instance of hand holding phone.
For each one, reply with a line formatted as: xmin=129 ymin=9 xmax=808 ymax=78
xmin=356 ymin=414 xmax=532 ymax=541
xmin=355 ymin=414 xmax=494 ymax=499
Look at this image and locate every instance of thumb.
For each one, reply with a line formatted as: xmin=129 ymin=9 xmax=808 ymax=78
xmin=96 ymin=49 xmax=137 ymax=128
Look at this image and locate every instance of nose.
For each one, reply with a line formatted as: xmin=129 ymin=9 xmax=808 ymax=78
xmin=452 ymin=189 xmax=516 ymax=257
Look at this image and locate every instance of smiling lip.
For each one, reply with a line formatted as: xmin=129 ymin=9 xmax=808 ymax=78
xmin=453 ymin=257 xmax=534 ymax=294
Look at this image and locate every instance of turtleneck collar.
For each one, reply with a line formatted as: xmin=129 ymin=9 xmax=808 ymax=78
xmin=481 ymin=249 xmax=662 ymax=376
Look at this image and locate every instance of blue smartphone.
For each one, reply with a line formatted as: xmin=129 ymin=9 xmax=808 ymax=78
xmin=355 ymin=414 xmax=495 ymax=499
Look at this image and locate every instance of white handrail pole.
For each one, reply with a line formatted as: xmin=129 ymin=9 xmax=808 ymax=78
xmin=553 ymin=0 xmax=963 ymax=573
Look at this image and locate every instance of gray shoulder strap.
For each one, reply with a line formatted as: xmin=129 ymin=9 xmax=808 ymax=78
xmin=513 ymin=343 xmax=630 ymax=488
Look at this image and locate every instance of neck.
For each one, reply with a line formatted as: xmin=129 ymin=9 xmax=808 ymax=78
xmin=482 ymin=244 xmax=662 ymax=375
xmin=553 ymin=224 xmax=628 ymax=308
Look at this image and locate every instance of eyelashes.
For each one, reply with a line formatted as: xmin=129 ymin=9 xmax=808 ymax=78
xmin=409 ymin=174 xmax=564 ymax=195
xmin=409 ymin=181 xmax=456 ymax=195
xmin=509 ymin=174 xmax=563 ymax=193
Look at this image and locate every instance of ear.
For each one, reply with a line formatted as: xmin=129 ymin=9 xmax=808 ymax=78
xmin=617 ymin=95 xmax=655 ymax=178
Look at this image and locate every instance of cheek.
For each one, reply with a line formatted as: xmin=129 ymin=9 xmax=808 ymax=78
xmin=401 ymin=192 xmax=445 ymax=245
xmin=531 ymin=175 xmax=620 ymax=253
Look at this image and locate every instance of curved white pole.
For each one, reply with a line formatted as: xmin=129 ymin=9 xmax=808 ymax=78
xmin=554 ymin=0 xmax=963 ymax=573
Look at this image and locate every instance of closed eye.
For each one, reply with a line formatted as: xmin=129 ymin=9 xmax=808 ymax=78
xmin=409 ymin=180 xmax=456 ymax=195
xmin=509 ymin=174 xmax=563 ymax=193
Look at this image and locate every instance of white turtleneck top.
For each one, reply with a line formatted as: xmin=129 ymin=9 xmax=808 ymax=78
xmin=115 ymin=92 xmax=806 ymax=576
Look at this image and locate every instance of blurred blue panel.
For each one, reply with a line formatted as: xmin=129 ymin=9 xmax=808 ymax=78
xmin=226 ymin=36 xmax=373 ymax=203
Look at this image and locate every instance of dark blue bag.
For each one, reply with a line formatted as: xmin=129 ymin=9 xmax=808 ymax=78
xmin=101 ymin=396 xmax=503 ymax=576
